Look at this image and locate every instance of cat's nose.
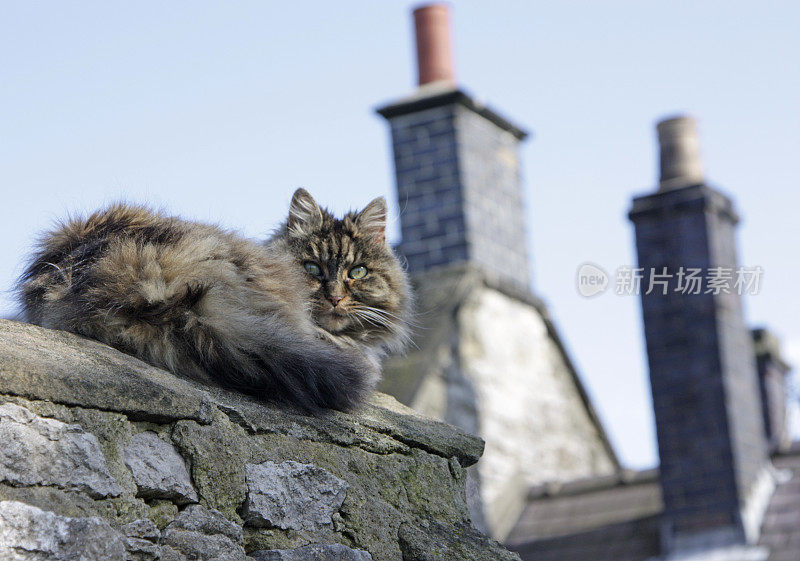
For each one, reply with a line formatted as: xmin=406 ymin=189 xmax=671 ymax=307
xmin=328 ymin=295 xmax=344 ymax=307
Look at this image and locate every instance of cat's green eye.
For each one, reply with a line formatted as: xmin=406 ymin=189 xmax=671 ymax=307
xmin=349 ymin=266 xmax=368 ymax=280
xmin=304 ymin=262 xmax=322 ymax=277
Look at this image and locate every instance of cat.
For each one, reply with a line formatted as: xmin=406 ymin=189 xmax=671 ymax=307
xmin=16 ymin=188 xmax=411 ymax=413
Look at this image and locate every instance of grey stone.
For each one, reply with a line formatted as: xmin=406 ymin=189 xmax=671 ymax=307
xmin=208 ymin=387 xmax=408 ymax=456
xmin=243 ymin=461 xmax=348 ymax=531
xmin=124 ymin=431 xmax=198 ymax=504
xmin=161 ymin=504 xmax=246 ymax=560
xmin=0 ymin=500 xmax=127 ymax=560
xmin=358 ymin=393 xmax=484 ymax=467
xmin=159 ymin=547 xmax=188 ymax=561
xmin=398 ymin=519 xmax=521 ymax=561
xmin=209 ymin=384 xmax=483 ymax=467
xmin=121 ymin=518 xmax=161 ymax=540
xmin=160 ymin=530 xmax=245 ymax=561
xmin=124 ymin=536 xmax=162 ymax=561
xmin=165 ymin=504 xmax=243 ymax=543
xmin=121 ymin=518 xmax=167 ymax=561
xmin=0 ymin=402 xmax=122 ymax=498
xmin=251 ymin=544 xmax=373 ymax=560
xmin=169 ymin=415 xmax=250 ymax=521
xmin=0 ymin=320 xmax=214 ymax=424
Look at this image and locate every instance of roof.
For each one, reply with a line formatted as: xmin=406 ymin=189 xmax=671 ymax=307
xmin=506 ymin=469 xmax=661 ymax=545
xmin=759 ymin=448 xmax=800 ymax=561
xmin=379 ymin=263 xmax=620 ymax=471
xmin=510 ymin=516 xmax=661 ymax=561
xmin=507 ymin=445 xmax=800 ymax=561
xmin=375 ymin=83 xmax=530 ymax=140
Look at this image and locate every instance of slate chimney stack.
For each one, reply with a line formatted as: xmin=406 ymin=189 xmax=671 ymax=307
xmin=753 ymin=328 xmax=792 ymax=452
xmin=377 ymin=3 xmax=532 ymax=291
xmin=629 ymin=116 xmax=774 ymax=554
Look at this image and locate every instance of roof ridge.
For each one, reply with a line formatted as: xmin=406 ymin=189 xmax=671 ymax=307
xmin=527 ymin=467 xmax=660 ymax=500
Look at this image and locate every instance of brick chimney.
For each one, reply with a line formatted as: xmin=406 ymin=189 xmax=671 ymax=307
xmin=629 ymin=116 xmax=774 ymax=555
xmin=376 ymin=3 xmax=531 ymax=291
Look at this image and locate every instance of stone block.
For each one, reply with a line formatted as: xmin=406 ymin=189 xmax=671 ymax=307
xmin=0 ymin=402 xmax=122 ymax=499
xmin=124 ymin=431 xmax=198 ymax=504
xmin=161 ymin=505 xmax=245 ymax=561
xmin=251 ymin=543 xmax=373 ymax=561
xmin=123 ymin=536 xmax=162 ymax=561
xmin=0 ymin=500 xmax=126 ymax=560
xmin=165 ymin=504 xmax=243 ymax=542
xmin=398 ymin=519 xmax=521 ymax=561
xmin=121 ymin=518 xmax=161 ymax=540
xmin=0 ymin=320 xmax=214 ymax=425
xmin=243 ymin=461 xmax=349 ymax=531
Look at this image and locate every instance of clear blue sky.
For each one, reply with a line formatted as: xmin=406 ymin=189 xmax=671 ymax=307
xmin=2 ymin=1 xmax=798 ymax=469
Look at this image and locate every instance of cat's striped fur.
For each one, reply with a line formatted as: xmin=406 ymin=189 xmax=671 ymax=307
xmin=17 ymin=189 xmax=411 ymax=413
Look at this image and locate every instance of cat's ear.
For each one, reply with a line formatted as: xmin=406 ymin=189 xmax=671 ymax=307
xmin=355 ymin=197 xmax=387 ymax=244
xmin=287 ymin=188 xmax=323 ymax=237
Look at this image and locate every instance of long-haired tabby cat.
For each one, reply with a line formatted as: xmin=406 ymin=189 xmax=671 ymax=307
xmin=17 ymin=189 xmax=411 ymax=413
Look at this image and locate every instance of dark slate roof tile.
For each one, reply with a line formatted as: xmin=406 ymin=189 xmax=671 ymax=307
xmin=762 ymin=448 xmax=800 ymax=561
xmin=509 ymin=516 xmax=661 ymax=561
xmin=509 ymin=446 xmax=800 ymax=561
xmin=506 ymin=469 xmax=662 ymax=545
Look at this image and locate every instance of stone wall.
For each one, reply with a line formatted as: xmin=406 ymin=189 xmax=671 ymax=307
xmin=0 ymin=320 xmax=519 ymax=561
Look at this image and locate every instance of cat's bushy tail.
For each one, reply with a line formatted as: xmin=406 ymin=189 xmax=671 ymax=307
xmin=178 ymin=289 xmax=373 ymax=413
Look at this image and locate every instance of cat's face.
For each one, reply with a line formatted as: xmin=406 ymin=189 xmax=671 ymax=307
xmin=283 ymin=188 xmax=410 ymax=350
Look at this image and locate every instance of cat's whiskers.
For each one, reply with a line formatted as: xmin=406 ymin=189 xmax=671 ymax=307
xmin=351 ymin=308 xmax=387 ymax=324
xmin=353 ymin=305 xmax=399 ymax=320
xmin=358 ymin=305 xmax=419 ymax=328
xmin=350 ymin=308 xmax=392 ymax=330
xmin=351 ymin=314 xmax=385 ymax=331
xmin=357 ymin=306 xmax=416 ymax=348
xmin=350 ymin=313 xmax=366 ymax=330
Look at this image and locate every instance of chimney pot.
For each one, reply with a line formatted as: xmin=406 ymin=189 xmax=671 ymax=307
xmin=657 ymin=115 xmax=704 ymax=191
xmin=413 ymin=4 xmax=455 ymax=86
